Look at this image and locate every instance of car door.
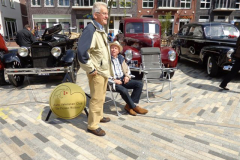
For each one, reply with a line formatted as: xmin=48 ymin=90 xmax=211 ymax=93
xmin=184 ymin=25 xmax=204 ymax=62
xmin=177 ymin=25 xmax=189 ymax=58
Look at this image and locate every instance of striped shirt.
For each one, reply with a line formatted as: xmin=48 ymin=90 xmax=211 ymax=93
xmin=112 ymin=56 xmax=124 ymax=79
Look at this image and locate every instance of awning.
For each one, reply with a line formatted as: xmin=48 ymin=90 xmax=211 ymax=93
xmin=179 ymin=15 xmax=193 ymax=19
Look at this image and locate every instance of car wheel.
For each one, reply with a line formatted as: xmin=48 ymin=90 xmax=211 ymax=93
xmin=7 ymin=62 xmax=25 ymax=87
xmin=69 ymin=60 xmax=78 ymax=83
xmin=164 ymin=71 xmax=175 ymax=79
xmin=207 ymin=56 xmax=218 ymax=77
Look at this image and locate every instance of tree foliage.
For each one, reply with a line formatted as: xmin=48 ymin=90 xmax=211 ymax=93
xmin=159 ymin=12 xmax=172 ymax=37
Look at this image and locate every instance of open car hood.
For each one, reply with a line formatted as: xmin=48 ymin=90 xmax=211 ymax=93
xmin=42 ymin=24 xmax=62 ymax=39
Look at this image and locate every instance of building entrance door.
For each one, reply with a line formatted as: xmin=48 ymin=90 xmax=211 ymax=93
xmin=5 ymin=18 xmax=17 ymax=40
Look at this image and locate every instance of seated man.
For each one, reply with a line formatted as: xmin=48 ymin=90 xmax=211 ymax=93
xmin=109 ymin=41 xmax=148 ymax=116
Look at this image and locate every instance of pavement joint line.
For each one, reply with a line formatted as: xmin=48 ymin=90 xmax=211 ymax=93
xmin=0 ymin=101 xmax=48 ymax=107
xmin=136 ymin=115 xmax=240 ymax=130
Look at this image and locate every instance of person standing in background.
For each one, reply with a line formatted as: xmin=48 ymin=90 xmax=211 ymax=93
xmin=108 ymin=30 xmax=114 ymax=42
xmin=219 ymin=36 xmax=240 ymax=90
xmin=15 ymin=24 xmax=36 ymax=47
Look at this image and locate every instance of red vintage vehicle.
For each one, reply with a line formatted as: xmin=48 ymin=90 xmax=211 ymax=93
xmin=115 ymin=17 xmax=178 ymax=77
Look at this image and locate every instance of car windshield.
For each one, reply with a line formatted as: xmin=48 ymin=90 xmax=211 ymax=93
xmin=126 ymin=22 xmax=159 ymax=34
xmin=36 ymin=22 xmax=70 ymax=37
xmin=204 ymin=25 xmax=239 ymax=38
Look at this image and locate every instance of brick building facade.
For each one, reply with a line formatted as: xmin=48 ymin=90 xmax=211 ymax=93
xmin=26 ymin=0 xmax=137 ymax=36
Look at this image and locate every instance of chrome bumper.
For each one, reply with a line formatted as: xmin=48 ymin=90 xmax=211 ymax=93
xmin=5 ymin=67 xmax=71 ymax=75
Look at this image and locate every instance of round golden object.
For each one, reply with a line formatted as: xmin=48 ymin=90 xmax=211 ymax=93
xmin=49 ymin=82 xmax=86 ymax=119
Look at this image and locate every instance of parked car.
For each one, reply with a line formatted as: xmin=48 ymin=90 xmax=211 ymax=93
xmin=115 ymin=17 xmax=178 ymax=78
xmin=172 ymin=22 xmax=240 ymax=76
xmin=3 ymin=23 xmax=80 ymax=87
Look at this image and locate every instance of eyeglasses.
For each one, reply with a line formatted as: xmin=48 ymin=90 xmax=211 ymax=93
xmin=96 ymin=12 xmax=108 ymax=16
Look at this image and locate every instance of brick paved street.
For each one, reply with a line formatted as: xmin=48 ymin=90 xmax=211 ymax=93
xmin=0 ymin=59 xmax=240 ymax=160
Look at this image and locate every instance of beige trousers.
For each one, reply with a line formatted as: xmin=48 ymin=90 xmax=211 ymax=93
xmin=87 ymin=74 xmax=108 ymax=130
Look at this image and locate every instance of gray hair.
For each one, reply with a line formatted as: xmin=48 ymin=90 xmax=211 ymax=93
xmin=92 ymin=2 xmax=108 ymax=15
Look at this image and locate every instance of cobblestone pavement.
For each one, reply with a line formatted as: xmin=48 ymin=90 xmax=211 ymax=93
xmin=0 ymin=59 xmax=240 ymax=160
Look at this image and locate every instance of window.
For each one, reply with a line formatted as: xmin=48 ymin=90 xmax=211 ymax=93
xmin=200 ymin=0 xmax=211 ymax=9
xmin=158 ymin=0 xmax=175 ymax=8
xmin=9 ymin=0 xmax=14 ymax=8
xmin=120 ymin=0 xmax=132 ymax=8
xmin=58 ymin=0 xmax=69 ymax=6
xmin=178 ymin=26 xmax=189 ymax=36
xmin=214 ymin=15 xmax=228 ymax=22
xmin=1 ymin=0 xmax=6 ymax=6
xmin=45 ymin=0 xmax=54 ymax=6
xmin=143 ymin=23 xmax=159 ymax=34
xmin=32 ymin=0 xmax=41 ymax=6
xmin=235 ymin=1 xmax=240 ymax=9
xmin=199 ymin=16 xmax=210 ymax=22
xmin=204 ymin=25 xmax=239 ymax=37
xmin=180 ymin=0 xmax=191 ymax=9
xmin=76 ymin=0 xmax=96 ymax=7
xmin=108 ymin=0 xmax=116 ymax=8
xmin=143 ymin=0 xmax=153 ymax=8
xmin=126 ymin=22 xmax=143 ymax=33
xmin=215 ymin=0 xmax=230 ymax=8
xmin=142 ymin=15 xmax=153 ymax=18
xmin=192 ymin=26 xmax=203 ymax=37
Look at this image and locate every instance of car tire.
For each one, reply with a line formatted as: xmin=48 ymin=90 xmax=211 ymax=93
xmin=164 ymin=71 xmax=175 ymax=79
xmin=207 ymin=56 xmax=218 ymax=77
xmin=69 ymin=59 xmax=78 ymax=83
xmin=7 ymin=62 xmax=25 ymax=87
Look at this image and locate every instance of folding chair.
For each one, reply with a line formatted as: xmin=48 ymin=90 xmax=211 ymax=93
xmin=105 ymin=74 xmax=136 ymax=117
xmin=105 ymin=79 xmax=122 ymax=116
xmin=139 ymin=47 xmax=176 ymax=102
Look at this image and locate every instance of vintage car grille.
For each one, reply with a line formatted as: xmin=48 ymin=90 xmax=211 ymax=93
xmin=31 ymin=46 xmax=54 ymax=68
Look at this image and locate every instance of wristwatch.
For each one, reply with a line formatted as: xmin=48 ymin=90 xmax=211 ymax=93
xmin=89 ymin=69 xmax=96 ymax=74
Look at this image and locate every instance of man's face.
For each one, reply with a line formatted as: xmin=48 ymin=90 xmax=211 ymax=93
xmin=27 ymin=27 xmax=31 ymax=31
xmin=93 ymin=5 xmax=108 ymax=26
xmin=110 ymin=45 xmax=120 ymax=58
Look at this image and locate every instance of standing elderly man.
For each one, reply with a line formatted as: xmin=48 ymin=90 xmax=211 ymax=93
xmin=15 ymin=24 xmax=36 ymax=47
xmin=77 ymin=2 xmax=113 ymax=136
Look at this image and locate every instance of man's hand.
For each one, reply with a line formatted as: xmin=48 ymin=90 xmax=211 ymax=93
xmin=114 ymin=79 xmax=122 ymax=85
xmin=123 ymin=76 xmax=129 ymax=84
xmin=89 ymin=70 xmax=97 ymax=76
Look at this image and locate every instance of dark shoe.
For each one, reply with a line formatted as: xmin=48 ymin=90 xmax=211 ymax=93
xmin=133 ymin=106 xmax=148 ymax=114
xmin=124 ymin=104 xmax=137 ymax=116
xmin=100 ymin=117 xmax=111 ymax=123
xmin=87 ymin=128 xmax=106 ymax=136
xmin=219 ymin=85 xmax=229 ymax=90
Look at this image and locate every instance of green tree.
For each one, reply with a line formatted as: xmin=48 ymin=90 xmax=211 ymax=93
xmin=159 ymin=12 xmax=172 ymax=37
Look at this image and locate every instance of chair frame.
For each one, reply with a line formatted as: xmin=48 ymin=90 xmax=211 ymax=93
xmin=139 ymin=47 xmax=177 ymax=103
xmin=106 ymin=79 xmax=122 ymax=116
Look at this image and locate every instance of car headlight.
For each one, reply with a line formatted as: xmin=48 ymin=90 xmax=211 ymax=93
xmin=51 ymin=47 xmax=61 ymax=57
xmin=18 ymin=47 xmax=29 ymax=57
xmin=125 ymin=50 xmax=133 ymax=61
xmin=168 ymin=50 xmax=176 ymax=62
xmin=227 ymin=49 xmax=234 ymax=58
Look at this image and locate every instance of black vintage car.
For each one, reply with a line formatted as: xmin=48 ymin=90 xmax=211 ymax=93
xmin=172 ymin=22 xmax=240 ymax=76
xmin=3 ymin=23 xmax=80 ymax=86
